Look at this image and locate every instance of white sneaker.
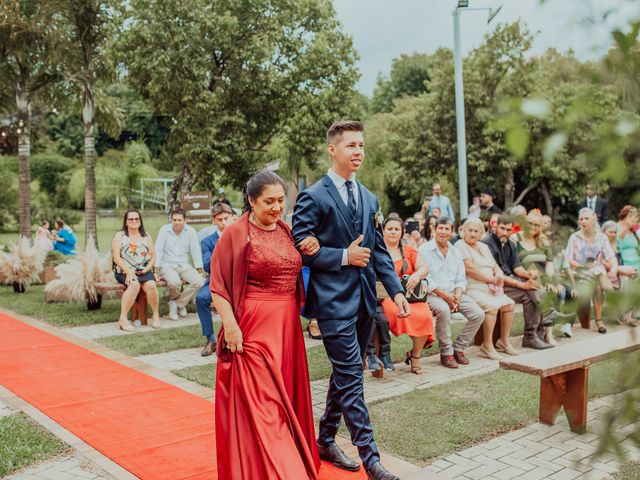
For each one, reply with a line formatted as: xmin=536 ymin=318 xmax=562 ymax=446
xmin=178 ymin=305 xmax=188 ymax=317
xmin=560 ymin=323 xmax=572 ymax=338
xmin=168 ymin=301 xmax=179 ymax=321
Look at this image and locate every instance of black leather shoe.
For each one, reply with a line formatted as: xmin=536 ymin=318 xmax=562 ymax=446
xmin=366 ymin=461 xmax=399 ymax=480
xmin=317 ymin=442 xmax=360 ymax=472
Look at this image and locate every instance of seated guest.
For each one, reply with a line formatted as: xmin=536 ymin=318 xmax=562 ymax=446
xmin=111 ymin=210 xmax=160 ymax=331
xmin=565 ymin=208 xmax=617 ymax=334
xmin=606 ymin=213 xmax=639 ymax=326
xmin=456 ymin=218 xmax=517 ymax=359
xmin=196 ymin=202 xmax=233 ymax=356
xmin=52 ymin=219 xmax=77 ymax=255
xmin=482 ymin=215 xmax=554 ymax=350
xmin=418 ymin=217 xmax=484 ymax=369
xmin=602 ymin=220 xmax=637 ymax=286
xmin=513 ymin=211 xmax=574 ymax=345
xmin=372 ymin=214 xmax=434 ymax=375
xmin=430 ymin=207 xmax=442 ymax=219
xmin=154 ymin=208 xmax=205 ymax=321
xmin=616 ymin=206 xmax=640 ymax=272
xmin=480 ymin=188 xmax=501 ymax=214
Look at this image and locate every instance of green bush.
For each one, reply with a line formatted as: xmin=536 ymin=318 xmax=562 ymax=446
xmin=30 ymin=154 xmax=75 ymax=195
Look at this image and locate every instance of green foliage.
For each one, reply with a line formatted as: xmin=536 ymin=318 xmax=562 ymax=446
xmin=371 ymin=53 xmax=432 ymax=113
xmin=116 ymin=0 xmax=359 ymax=193
xmin=30 ymin=153 xmax=74 ymax=195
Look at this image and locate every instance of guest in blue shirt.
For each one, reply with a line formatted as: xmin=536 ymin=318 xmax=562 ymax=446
xmin=52 ymin=219 xmax=77 ymax=255
xmin=195 ymin=202 xmax=234 ymax=356
xmin=429 ymin=183 xmax=455 ymax=222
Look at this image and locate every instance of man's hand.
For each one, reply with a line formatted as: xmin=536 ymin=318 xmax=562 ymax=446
xmin=438 ymin=290 xmax=459 ymax=312
xmin=394 ymin=293 xmax=411 ymax=317
xmin=519 ymin=278 xmax=538 ymax=290
xmin=298 ymin=236 xmax=320 ymax=256
xmin=348 ymin=235 xmax=371 ymax=267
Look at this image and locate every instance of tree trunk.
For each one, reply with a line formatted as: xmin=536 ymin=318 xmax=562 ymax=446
xmin=504 ymin=169 xmax=515 ymax=209
xmin=168 ymin=161 xmax=196 ymax=212
xmin=16 ymin=88 xmax=31 ymax=239
xmin=540 ymin=181 xmax=554 ymax=219
xmin=83 ymin=84 xmax=98 ymax=249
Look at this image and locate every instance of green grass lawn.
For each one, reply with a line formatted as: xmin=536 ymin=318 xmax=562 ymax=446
xmin=367 ymin=350 xmax=640 ymax=466
xmin=0 ymin=285 xmax=125 ymax=327
xmin=0 ymin=413 xmax=70 ymax=477
xmin=613 ymin=462 xmax=640 ymax=480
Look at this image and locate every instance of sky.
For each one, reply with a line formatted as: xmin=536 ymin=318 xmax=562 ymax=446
xmin=332 ymin=0 xmax=640 ymax=96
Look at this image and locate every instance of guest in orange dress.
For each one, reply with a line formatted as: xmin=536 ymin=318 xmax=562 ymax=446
xmin=380 ymin=214 xmax=435 ymax=374
xmin=209 ymin=170 xmax=320 ymax=480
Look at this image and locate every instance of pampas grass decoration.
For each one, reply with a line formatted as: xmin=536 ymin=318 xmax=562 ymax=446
xmin=0 ymin=237 xmax=47 ymax=288
xmin=44 ymin=236 xmax=116 ymax=303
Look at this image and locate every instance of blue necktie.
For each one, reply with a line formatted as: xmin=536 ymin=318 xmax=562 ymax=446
xmin=345 ymin=180 xmax=357 ymax=217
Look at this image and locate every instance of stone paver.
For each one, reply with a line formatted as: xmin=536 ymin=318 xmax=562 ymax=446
xmin=7 ymin=456 xmax=110 ymax=480
xmin=419 ymin=393 xmax=636 ymax=480
xmin=139 ymin=347 xmax=215 ymax=371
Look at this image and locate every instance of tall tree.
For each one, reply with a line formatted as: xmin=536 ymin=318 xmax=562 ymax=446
xmin=54 ymin=0 xmax=123 ymax=247
xmin=371 ymin=52 xmax=432 ymax=113
xmin=116 ymin=0 xmax=358 ymax=206
xmin=0 ymin=0 xmax=61 ymax=238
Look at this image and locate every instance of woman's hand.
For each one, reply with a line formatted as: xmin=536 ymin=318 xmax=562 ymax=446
xmin=125 ymin=269 xmax=137 ymax=286
xmin=298 ymin=236 xmax=320 ymax=256
xmin=224 ymin=324 xmax=244 ymax=353
xmin=493 ymin=272 xmax=504 ymax=287
xmin=404 ymin=272 xmax=422 ymax=294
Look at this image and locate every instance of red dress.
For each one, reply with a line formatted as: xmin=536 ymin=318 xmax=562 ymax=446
xmin=211 ymin=218 xmax=320 ymax=480
xmin=381 ymin=246 xmax=435 ymax=343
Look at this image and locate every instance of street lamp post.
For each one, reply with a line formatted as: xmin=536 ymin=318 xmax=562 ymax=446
xmin=452 ymin=1 xmax=501 ymax=219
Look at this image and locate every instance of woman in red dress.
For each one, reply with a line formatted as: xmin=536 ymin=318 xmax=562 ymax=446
xmin=380 ymin=214 xmax=435 ymax=374
xmin=209 ymin=170 xmax=320 ymax=480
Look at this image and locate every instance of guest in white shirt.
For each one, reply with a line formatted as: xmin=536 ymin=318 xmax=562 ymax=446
xmin=429 ymin=183 xmax=455 ymax=222
xmin=418 ymin=216 xmax=484 ymax=369
xmin=154 ymin=208 xmax=205 ymax=321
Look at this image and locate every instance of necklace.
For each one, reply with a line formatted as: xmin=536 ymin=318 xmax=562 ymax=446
xmin=250 ymin=212 xmax=276 ymax=231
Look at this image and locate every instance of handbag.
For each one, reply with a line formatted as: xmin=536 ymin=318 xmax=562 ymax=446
xmin=400 ymin=259 xmax=428 ymax=303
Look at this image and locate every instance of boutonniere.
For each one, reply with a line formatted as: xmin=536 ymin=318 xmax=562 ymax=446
xmin=375 ymin=208 xmax=384 ymax=229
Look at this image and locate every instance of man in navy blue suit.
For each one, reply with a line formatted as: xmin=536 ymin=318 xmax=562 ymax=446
xmin=292 ymin=121 xmax=410 ymax=480
xmin=195 ymin=202 xmax=233 ymax=357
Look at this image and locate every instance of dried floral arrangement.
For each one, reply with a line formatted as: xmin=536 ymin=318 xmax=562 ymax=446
xmin=44 ymin=237 xmax=116 ymax=303
xmin=0 ymin=237 xmax=47 ymax=289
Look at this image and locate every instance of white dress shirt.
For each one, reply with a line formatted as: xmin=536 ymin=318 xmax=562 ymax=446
xmin=418 ymin=239 xmax=467 ymax=293
xmin=155 ymin=223 xmax=203 ymax=269
xmin=327 ymin=169 xmax=358 ymax=266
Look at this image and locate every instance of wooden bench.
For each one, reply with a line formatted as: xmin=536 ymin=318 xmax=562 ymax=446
xmin=95 ymin=280 xmax=167 ymax=326
xmin=499 ymin=329 xmax=640 ymax=433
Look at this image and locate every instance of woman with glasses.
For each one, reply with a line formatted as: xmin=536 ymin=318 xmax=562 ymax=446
xmin=111 ymin=209 xmax=161 ymax=332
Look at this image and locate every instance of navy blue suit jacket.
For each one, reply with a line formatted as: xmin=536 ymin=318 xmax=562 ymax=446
xmin=292 ymin=175 xmax=402 ymax=320
xmin=201 ymin=231 xmax=220 ymax=275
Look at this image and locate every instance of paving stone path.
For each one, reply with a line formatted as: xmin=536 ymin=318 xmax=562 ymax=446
xmin=3 ymin=306 xmax=637 ymax=479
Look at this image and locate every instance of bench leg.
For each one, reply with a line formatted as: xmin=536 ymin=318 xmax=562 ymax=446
xmin=474 ymin=311 xmax=502 ymax=346
xmin=578 ymin=303 xmax=591 ymax=329
xmin=131 ymin=290 xmax=149 ymax=326
xmin=539 ymin=368 xmax=588 ymax=433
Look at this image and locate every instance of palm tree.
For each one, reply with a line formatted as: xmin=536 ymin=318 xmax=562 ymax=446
xmin=55 ymin=0 xmax=123 ymax=248
xmin=0 ymin=0 xmax=60 ymax=239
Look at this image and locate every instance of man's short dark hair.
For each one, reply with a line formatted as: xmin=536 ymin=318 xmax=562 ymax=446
xmin=171 ymin=208 xmax=186 ymax=219
xmin=326 ymin=120 xmax=363 ymax=144
xmin=211 ymin=202 xmax=232 ymax=217
xmin=496 ymin=214 xmax=514 ymax=226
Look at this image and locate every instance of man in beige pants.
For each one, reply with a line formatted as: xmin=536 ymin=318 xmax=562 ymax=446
xmin=154 ymin=208 xmax=204 ymax=321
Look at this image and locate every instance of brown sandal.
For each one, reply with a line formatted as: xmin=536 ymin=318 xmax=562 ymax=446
xmin=404 ymin=351 xmax=423 ymax=375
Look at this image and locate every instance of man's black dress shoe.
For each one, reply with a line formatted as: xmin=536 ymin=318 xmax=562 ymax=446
xmin=317 ymin=442 xmax=360 ymax=472
xmin=366 ymin=461 xmax=399 ymax=480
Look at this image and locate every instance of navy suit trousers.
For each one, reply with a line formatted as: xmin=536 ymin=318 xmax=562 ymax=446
xmin=317 ymin=306 xmax=380 ymax=470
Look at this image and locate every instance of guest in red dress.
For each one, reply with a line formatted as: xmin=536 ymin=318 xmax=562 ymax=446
xmin=209 ymin=170 xmax=321 ymax=480
xmin=380 ymin=214 xmax=435 ymax=374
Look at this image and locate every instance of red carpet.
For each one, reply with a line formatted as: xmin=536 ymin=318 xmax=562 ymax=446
xmin=0 ymin=314 xmax=366 ymax=479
